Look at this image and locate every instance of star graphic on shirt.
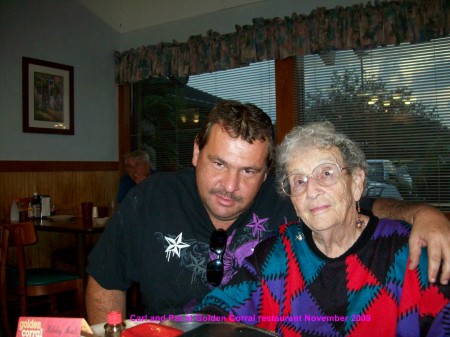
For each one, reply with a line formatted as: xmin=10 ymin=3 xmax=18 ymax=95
xmin=186 ymin=255 xmax=206 ymax=283
xmin=246 ymin=213 xmax=269 ymax=240
xmin=164 ymin=232 xmax=190 ymax=262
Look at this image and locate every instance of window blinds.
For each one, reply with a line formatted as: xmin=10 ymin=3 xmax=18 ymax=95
xmin=131 ymin=61 xmax=275 ymax=172
xmin=300 ymin=36 xmax=450 ymax=207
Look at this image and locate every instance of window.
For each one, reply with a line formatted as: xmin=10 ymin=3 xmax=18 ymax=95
xmin=188 ymin=61 xmax=275 ymax=122
xmin=131 ymin=61 xmax=275 ymax=172
xmin=300 ymin=36 xmax=450 ymax=207
xmin=131 ymin=77 xmax=220 ymax=172
xmin=129 ymin=36 xmax=449 ymax=209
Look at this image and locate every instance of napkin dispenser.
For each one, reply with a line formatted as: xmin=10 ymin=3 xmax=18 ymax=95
xmin=41 ymin=195 xmax=51 ymax=217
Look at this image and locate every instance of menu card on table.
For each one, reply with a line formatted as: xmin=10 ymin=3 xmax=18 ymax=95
xmin=16 ymin=317 xmax=93 ymax=337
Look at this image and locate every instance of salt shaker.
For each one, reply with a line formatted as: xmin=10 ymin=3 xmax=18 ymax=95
xmin=104 ymin=311 xmax=126 ymax=337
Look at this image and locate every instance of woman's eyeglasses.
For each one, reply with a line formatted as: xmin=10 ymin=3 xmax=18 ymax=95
xmin=206 ymin=229 xmax=227 ymax=286
xmin=282 ymin=162 xmax=348 ymax=197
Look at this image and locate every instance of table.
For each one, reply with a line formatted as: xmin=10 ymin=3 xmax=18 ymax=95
xmin=32 ymin=217 xmax=105 ymax=284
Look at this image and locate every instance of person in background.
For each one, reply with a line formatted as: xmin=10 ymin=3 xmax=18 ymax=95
xmin=86 ymin=100 xmax=450 ymax=324
xmin=196 ymin=121 xmax=449 ymax=336
xmin=116 ymin=150 xmax=155 ymax=203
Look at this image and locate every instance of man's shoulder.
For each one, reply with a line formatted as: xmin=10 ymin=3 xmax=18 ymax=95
xmin=375 ymin=218 xmax=412 ymax=238
xmin=127 ymin=168 xmax=199 ymax=209
xmin=254 ymin=174 xmax=292 ymax=209
xmin=141 ymin=168 xmax=195 ymax=187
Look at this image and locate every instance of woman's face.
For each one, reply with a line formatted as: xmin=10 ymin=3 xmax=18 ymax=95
xmin=286 ymin=146 xmax=364 ymax=233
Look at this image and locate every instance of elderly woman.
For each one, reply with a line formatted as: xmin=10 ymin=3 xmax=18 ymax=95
xmin=195 ymin=122 xmax=450 ymax=336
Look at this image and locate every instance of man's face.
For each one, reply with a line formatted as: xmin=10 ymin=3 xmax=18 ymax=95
xmin=192 ymin=124 xmax=269 ymax=229
xmin=126 ymin=158 xmax=150 ymax=184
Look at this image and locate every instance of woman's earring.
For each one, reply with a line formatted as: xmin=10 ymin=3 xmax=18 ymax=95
xmin=296 ymin=219 xmax=304 ymax=241
xmin=355 ymin=201 xmax=365 ymax=228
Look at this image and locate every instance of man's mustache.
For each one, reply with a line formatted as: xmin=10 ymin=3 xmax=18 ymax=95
xmin=209 ymin=188 xmax=243 ymax=203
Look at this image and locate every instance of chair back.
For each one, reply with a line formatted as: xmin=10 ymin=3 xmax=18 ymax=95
xmin=7 ymin=222 xmax=37 ymax=247
xmin=0 ymin=226 xmax=10 ymax=301
xmin=1 ymin=226 xmax=13 ymax=337
xmin=2 ymin=222 xmax=37 ymax=316
xmin=1 ymin=223 xmax=84 ymax=331
xmin=0 ymin=225 xmax=10 ymax=286
xmin=0 ymin=226 xmax=9 ymax=283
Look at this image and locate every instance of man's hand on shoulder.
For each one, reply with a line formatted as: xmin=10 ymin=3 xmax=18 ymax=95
xmin=407 ymin=204 xmax=450 ymax=285
xmin=372 ymin=199 xmax=450 ymax=285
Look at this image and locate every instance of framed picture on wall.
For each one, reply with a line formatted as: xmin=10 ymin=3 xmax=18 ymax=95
xmin=22 ymin=57 xmax=74 ymax=135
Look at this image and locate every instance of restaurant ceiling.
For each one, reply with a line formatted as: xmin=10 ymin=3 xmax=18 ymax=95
xmin=76 ymin=0 xmax=268 ymax=33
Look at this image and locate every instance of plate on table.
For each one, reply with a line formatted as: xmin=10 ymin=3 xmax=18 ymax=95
xmin=47 ymin=215 xmax=75 ymax=221
xmin=160 ymin=314 xmax=280 ymax=336
xmin=181 ymin=322 xmax=280 ymax=336
xmin=90 ymin=319 xmax=157 ymax=337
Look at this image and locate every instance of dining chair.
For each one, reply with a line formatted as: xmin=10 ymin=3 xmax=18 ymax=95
xmin=0 ymin=226 xmax=13 ymax=337
xmin=50 ymin=244 xmax=94 ymax=274
xmin=0 ymin=222 xmax=84 ymax=337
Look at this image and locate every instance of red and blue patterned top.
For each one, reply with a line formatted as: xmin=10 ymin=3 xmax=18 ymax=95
xmin=196 ymin=216 xmax=450 ymax=336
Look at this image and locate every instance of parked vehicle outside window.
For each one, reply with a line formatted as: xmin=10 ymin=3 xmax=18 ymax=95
xmin=365 ymin=159 xmax=413 ymax=200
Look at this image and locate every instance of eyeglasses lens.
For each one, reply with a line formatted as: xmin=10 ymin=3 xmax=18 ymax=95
xmin=283 ymin=163 xmax=342 ymax=196
xmin=206 ymin=229 xmax=227 ymax=286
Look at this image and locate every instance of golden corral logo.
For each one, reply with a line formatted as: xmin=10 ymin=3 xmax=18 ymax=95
xmin=18 ymin=319 xmax=43 ymax=337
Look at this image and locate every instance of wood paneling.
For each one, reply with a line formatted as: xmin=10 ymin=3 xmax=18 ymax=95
xmin=0 ymin=170 xmax=120 ymax=222
xmin=1 ymin=167 xmax=119 ymax=268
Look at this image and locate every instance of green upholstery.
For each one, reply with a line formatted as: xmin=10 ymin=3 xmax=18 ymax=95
xmin=9 ymin=268 xmax=80 ymax=286
xmin=27 ymin=269 xmax=81 ymax=285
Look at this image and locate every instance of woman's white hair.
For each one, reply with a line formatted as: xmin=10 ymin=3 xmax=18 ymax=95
xmin=275 ymin=121 xmax=368 ymax=197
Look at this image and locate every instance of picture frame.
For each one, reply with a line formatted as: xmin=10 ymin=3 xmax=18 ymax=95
xmin=22 ymin=57 xmax=74 ymax=135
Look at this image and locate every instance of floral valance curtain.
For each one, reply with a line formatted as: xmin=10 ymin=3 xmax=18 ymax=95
xmin=115 ymin=0 xmax=449 ymax=83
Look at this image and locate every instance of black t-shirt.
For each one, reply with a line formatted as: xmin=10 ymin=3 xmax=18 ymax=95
xmin=87 ymin=168 xmax=373 ymax=315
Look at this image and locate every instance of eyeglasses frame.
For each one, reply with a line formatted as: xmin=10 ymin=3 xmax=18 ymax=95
xmin=281 ymin=162 xmax=348 ymax=197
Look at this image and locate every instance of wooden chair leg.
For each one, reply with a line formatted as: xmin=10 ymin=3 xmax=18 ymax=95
xmin=19 ymin=289 xmax=27 ymax=317
xmin=1 ymin=295 xmax=14 ymax=337
xmin=77 ymin=285 xmax=85 ymax=317
xmin=49 ymin=294 xmax=58 ymax=315
xmin=1 ymin=227 xmax=13 ymax=337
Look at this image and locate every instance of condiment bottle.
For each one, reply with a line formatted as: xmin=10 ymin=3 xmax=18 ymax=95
xmin=27 ymin=201 xmax=33 ymax=219
xmin=104 ymin=311 xmax=126 ymax=337
xmin=31 ymin=192 xmax=41 ymax=219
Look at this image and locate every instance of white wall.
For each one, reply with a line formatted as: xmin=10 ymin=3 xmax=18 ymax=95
xmin=0 ymin=0 xmax=118 ymax=161
xmin=0 ymin=0 xmax=366 ymax=161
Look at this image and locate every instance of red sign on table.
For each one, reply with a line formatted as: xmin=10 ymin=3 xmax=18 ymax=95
xmin=16 ymin=317 xmax=92 ymax=337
